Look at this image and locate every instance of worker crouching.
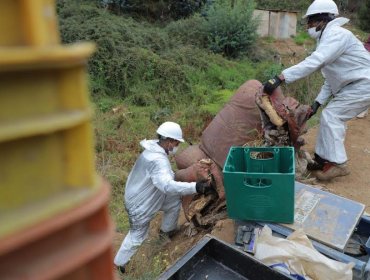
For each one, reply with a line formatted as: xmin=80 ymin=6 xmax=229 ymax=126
xmin=114 ymin=121 xmax=211 ymax=273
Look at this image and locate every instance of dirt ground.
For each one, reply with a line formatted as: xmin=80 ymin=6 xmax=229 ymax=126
xmin=114 ymin=113 xmax=370 ymax=279
xmin=303 ymin=113 xmax=370 ymax=212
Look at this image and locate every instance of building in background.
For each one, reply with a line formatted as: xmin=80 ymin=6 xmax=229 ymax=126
xmin=254 ymin=9 xmax=298 ymax=39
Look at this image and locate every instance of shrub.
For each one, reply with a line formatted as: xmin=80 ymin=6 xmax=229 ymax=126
xmin=100 ymin=0 xmax=207 ymax=20
xmin=202 ymin=0 xmax=259 ymax=58
xmin=58 ymin=1 xmax=191 ymax=102
xmin=165 ymin=4 xmax=260 ymax=59
xmin=358 ymin=0 xmax=370 ymax=32
xmin=255 ymin=0 xmax=311 ymax=11
xmin=58 ymin=0 xmax=263 ymax=105
xmin=165 ymin=15 xmax=208 ymax=47
xmin=254 ymin=62 xmax=283 ymax=82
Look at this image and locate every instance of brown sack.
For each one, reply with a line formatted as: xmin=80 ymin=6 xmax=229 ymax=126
xmin=200 ymin=80 xmax=262 ymax=168
xmin=268 ymin=89 xmax=312 ymax=148
xmin=174 ymin=160 xmax=211 ymax=183
xmin=175 ymin=144 xmax=208 ymax=170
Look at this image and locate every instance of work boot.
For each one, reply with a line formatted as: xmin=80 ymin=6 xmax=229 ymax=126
xmin=315 ymin=162 xmax=350 ymax=181
xmin=159 ymin=228 xmax=179 ymax=240
xmin=307 ymin=160 xmax=323 ymax=171
xmin=116 ymin=265 xmax=126 ymax=274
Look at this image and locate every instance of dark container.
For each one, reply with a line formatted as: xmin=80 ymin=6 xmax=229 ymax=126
xmin=158 ymin=235 xmax=294 ymax=280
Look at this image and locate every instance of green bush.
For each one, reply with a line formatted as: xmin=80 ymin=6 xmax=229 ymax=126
xmin=100 ymin=0 xmax=207 ymax=20
xmin=58 ymin=1 xmax=192 ymax=102
xmin=165 ymin=15 xmax=208 ymax=48
xmin=254 ymin=61 xmax=282 ymax=80
xmin=165 ymin=1 xmax=260 ymax=59
xmin=202 ymin=0 xmax=259 ymax=58
xmin=255 ymin=0 xmax=311 ymax=11
xmin=358 ymin=0 xmax=370 ymax=32
xmin=58 ymin=0 xmax=263 ymax=105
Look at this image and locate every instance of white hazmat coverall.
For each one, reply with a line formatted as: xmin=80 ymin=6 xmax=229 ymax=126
xmin=282 ymin=18 xmax=370 ymax=164
xmin=114 ymin=139 xmax=197 ymax=267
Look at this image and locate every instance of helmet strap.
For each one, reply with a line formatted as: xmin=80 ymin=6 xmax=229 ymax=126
xmin=317 ymin=21 xmax=329 ymax=40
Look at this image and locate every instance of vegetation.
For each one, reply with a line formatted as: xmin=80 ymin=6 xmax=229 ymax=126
xmin=358 ymin=0 xmax=370 ymax=32
xmin=293 ymin=31 xmax=312 ymax=46
xmin=202 ymin=0 xmax=259 ymax=57
xmin=56 ymin=0 xmax=369 ymax=278
xmin=99 ymin=0 xmax=208 ymax=20
xmin=255 ymin=0 xmax=310 ymax=11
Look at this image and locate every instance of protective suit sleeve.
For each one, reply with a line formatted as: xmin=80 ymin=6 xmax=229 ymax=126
xmin=149 ymin=157 xmax=197 ymax=196
xmin=315 ymin=80 xmax=332 ymax=105
xmin=282 ymin=30 xmax=349 ymax=84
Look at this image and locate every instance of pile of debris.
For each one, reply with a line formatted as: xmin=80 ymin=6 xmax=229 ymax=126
xmin=175 ymin=79 xmax=313 ymax=235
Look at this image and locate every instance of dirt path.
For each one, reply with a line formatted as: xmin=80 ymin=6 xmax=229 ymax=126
xmin=303 ymin=114 xmax=370 ymax=212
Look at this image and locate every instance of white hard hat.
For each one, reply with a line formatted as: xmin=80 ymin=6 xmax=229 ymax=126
xmin=156 ymin=121 xmax=184 ymax=142
xmin=303 ymin=0 xmax=338 ymax=18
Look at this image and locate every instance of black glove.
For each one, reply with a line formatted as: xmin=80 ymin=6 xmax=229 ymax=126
xmin=195 ymin=179 xmax=211 ymax=194
xmin=309 ymin=101 xmax=321 ymax=119
xmin=263 ymin=75 xmax=283 ymax=95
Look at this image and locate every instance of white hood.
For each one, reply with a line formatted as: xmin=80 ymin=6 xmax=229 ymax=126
xmin=140 ymin=139 xmax=166 ymax=155
xmin=326 ymin=17 xmax=349 ymax=28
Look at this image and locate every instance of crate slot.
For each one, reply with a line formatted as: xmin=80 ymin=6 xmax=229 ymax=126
xmin=0 ymin=187 xmax=98 ymax=239
xmin=0 ymin=43 xmax=95 ymax=71
xmin=244 ymin=177 xmax=272 ymax=188
xmin=245 ymin=147 xmax=281 ymax=173
xmin=0 ymin=110 xmax=91 ymax=143
xmin=0 ymin=126 xmax=96 ymax=212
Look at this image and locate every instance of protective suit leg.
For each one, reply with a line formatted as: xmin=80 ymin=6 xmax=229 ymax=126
xmin=315 ymin=81 xmax=370 ymax=164
xmin=114 ymin=222 xmax=150 ymax=267
xmin=160 ymin=195 xmax=181 ymax=232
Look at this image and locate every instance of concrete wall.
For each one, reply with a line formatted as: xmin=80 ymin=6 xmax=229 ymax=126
xmin=254 ymin=9 xmax=297 ymax=39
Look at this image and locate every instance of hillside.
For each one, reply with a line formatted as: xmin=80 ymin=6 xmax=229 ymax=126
xmin=57 ymin=1 xmax=370 ymax=279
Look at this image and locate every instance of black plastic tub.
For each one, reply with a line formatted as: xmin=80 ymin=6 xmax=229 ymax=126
xmin=158 ymin=235 xmax=294 ymax=280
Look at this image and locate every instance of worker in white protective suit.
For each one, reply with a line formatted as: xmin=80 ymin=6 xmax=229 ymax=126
xmin=263 ymin=0 xmax=370 ymax=181
xmin=114 ymin=121 xmax=211 ymax=274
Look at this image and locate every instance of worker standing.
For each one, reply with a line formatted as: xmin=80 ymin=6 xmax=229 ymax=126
xmin=114 ymin=121 xmax=211 ymax=273
xmin=263 ymin=0 xmax=370 ymax=181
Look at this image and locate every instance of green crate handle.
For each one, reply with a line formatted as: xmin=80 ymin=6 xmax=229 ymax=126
xmin=245 ymin=148 xmax=280 ymax=160
xmin=243 ymin=177 xmax=272 ymax=188
xmin=247 ymin=154 xmax=276 ymax=160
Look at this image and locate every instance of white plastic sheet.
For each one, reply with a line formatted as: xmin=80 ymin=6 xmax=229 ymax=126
xmin=255 ymin=226 xmax=354 ymax=280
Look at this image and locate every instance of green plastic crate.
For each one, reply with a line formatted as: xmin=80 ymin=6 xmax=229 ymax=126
xmin=223 ymin=146 xmax=295 ymax=223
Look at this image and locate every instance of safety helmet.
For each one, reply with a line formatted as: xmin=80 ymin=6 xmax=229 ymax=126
xmin=156 ymin=122 xmax=184 ymax=142
xmin=303 ymin=0 xmax=338 ymax=19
